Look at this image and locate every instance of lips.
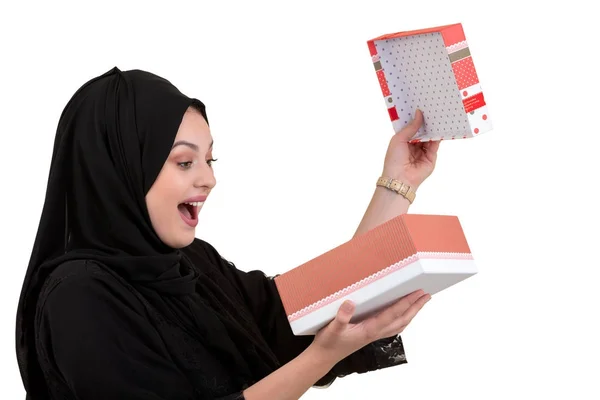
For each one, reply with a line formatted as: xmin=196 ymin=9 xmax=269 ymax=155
xmin=178 ymin=203 xmax=199 ymax=227
xmin=183 ymin=195 xmax=207 ymax=203
xmin=178 ymin=195 xmax=207 ymax=228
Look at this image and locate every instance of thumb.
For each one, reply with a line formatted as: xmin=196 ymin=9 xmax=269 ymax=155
xmin=395 ymin=109 xmax=424 ymax=141
xmin=329 ymin=300 xmax=355 ymax=332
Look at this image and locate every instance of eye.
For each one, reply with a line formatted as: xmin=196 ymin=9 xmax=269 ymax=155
xmin=207 ymin=158 xmax=218 ymax=167
xmin=177 ymin=161 xmax=194 ymax=170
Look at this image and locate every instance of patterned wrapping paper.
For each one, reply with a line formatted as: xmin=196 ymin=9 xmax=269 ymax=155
xmin=367 ymin=23 xmax=492 ymax=142
xmin=274 ymin=214 xmax=478 ymax=335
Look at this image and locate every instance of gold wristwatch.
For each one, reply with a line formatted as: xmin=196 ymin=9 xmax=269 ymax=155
xmin=376 ymin=176 xmax=416 ymax=204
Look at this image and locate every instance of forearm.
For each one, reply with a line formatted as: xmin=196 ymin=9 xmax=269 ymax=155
xmin=353 ymin=186 xmax=411 ymax=238
xmin=242 ymin=344 xmax=336 ymax=400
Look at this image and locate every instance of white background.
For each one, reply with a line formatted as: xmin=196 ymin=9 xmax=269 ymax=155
xmin=1 ymin=0 xmax=599 ymax=398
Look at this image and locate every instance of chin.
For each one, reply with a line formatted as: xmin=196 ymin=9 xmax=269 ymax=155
xmin=160 ymin=230 xmax=196 ymax=249
xmin=173 ymin=234 xmax=196 ymax=249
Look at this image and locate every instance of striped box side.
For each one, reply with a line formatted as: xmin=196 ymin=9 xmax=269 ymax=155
xmin=274 ymin=215 xmax=417 ymax=317
xmin=441 ymin=24 xmax=488 ymax=118
xmin=402 ymin=214 xmax=472 ymax=253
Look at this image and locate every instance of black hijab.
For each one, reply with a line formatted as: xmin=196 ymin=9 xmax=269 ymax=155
xmin=15 ymin=67 xmax=280 ymax=398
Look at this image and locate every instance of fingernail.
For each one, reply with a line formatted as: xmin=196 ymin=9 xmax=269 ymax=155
xmin=341 ymin=300 xmax=354 ymax=312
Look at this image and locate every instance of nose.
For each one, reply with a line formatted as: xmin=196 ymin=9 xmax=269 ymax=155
xmin=193 ymin=162 xmax=217 ymax=190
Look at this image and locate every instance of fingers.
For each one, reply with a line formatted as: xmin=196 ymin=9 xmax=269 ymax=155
xmin=366 ymin=290 xmax=429 ymax=338
xmin=395 ymin=109 xmax=424 ymax=141
xmin=421 ymin=139 xmax=441 ymax=157
xmin=328 ymin=300 xmax=355 ymax=334
xmin=381 ymin=292 xmax=430 ymax=337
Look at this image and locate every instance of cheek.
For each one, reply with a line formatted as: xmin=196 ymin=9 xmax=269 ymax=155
xmin=147 ymin=173 xmax=185 ymax=224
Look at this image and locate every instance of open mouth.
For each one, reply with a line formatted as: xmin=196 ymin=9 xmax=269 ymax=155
xmin=178 ymin=201 xmax=202 ymax=227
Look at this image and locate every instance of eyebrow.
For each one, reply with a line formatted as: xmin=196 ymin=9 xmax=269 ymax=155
xmin=171 ymin=139 xmax=213 ymax=152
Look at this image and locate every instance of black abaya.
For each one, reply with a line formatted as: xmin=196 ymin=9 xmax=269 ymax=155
xmin=16 ymin=67 xmax=408 ymax=399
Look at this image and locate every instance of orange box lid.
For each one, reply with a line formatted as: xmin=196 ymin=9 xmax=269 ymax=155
xmin=274 ymin=214 xmax=471 ymax=318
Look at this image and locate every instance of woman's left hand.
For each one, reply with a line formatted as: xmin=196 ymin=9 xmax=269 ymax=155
xmin=381 ymin=109 xmax=440 ymax=190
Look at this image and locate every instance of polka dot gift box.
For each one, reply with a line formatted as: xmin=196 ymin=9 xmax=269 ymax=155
xmin=274 ymin=214 xmax=477 ymax=335
xmin=367 ymin=23 xmax=492 ymax=142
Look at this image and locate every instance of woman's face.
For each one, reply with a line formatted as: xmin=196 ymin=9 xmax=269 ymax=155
xmin=146 ymin=106 xmax=216 ymax=248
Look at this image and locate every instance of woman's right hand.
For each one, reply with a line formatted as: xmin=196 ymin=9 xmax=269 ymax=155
xmin=310 ymin=290 xmax=431 ymax=365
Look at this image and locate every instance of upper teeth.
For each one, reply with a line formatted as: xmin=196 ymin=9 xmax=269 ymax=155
xmin=184 ymin=202 xmax=203 ymax=207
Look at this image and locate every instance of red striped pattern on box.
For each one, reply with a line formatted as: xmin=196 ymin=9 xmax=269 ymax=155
xmin=274 ymin=214 xmax=471 ymax=317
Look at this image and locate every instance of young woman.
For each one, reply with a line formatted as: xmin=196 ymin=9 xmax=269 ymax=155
xmin=15 ymin=67 xmax=439 ymax=399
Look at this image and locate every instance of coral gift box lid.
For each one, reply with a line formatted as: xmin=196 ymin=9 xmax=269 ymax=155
xmin=367 ymin=23 xmax=492 ymax=142
xmin=274 ymin=213 xmax=478 ymax=335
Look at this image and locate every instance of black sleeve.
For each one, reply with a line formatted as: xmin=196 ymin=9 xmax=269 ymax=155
xmin=37 ymin=265 xmax=245 ymax=400
xmin=210 ymin=249 xmax=408 ymax=388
